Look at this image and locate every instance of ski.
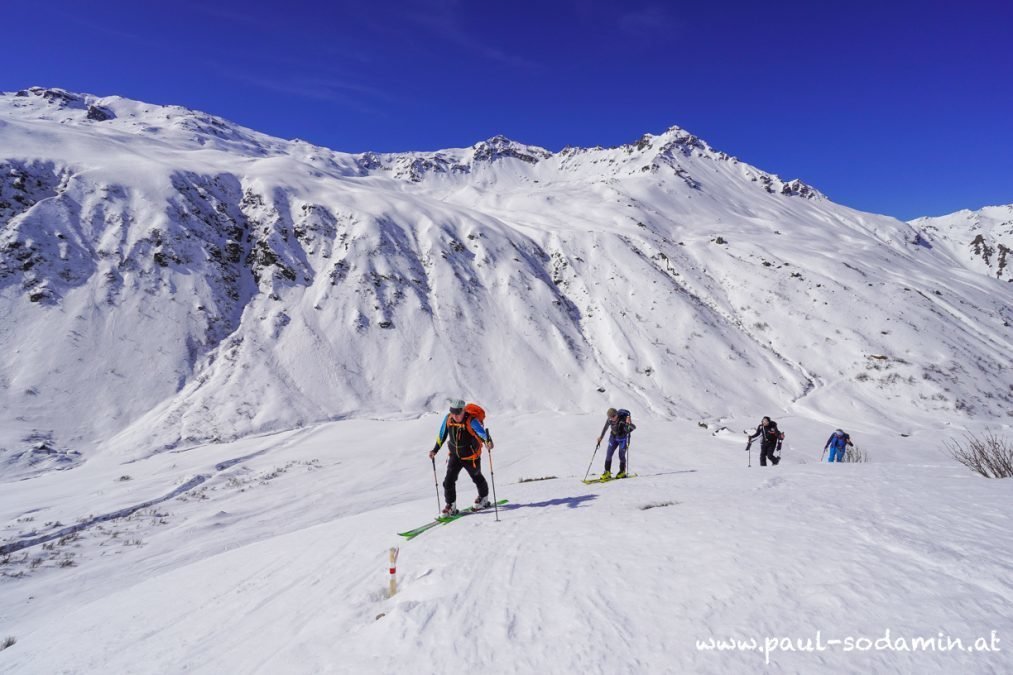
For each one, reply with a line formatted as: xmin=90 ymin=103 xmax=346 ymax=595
xmin=398 ymin=499 xmax=508 ymax=540
xmin=581 ymin=474 xmax=638 ymax=484
xmin=397 ymin=520 xmax=443 ymax=541
xmin=436 ymin=499 xmax=508 ymax=523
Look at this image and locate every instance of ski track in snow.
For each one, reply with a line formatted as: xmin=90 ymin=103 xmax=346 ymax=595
xmin=1 ymin=427 xmax=318 ymax=556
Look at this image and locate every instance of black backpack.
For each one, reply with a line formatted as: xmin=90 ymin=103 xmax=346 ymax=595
xmin=615 ymin=409 xmax=635 ymax=437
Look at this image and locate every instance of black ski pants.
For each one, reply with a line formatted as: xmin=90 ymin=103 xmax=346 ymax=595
xmin=760 ymin=443 xmax=779 ymax=466
xmin=443 ymin=453 xmax=488 ymax=505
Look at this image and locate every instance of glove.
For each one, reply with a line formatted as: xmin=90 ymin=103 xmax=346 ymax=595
xmin=486 ymin=438 xmax=494 ymax=450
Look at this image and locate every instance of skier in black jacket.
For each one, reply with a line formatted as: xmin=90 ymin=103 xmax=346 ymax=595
xmin=429 ymin=399 xmax=493 ymax=515
xmin=746 ymin=416 xmax=784 ymax=466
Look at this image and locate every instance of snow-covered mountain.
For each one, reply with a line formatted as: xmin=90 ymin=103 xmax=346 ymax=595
xmin=2 ymin=87 xmax=1012 ymax=675
xmin=910 ymin=205 xmax=1013 ymax=282
xmin=1 ymin=86 xmax=1011 ymax=465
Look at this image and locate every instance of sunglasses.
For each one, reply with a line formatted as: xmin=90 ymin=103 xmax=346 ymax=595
xmin=450 ymin=407 xmax=464 ymax=415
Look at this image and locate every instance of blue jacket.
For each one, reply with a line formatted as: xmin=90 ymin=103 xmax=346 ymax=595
xmin=824 ymin=431 xmax=851 ymax=451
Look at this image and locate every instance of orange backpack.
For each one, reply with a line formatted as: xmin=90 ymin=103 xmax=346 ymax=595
xmin=463 ymin=403 xmax=485 ymax=424
xmin=463 ymin=403 xmax=487 ymax=446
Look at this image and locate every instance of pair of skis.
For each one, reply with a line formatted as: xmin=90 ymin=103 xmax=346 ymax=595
xmin=402 ymin=468 xmax=638 ymax=539
xmin=397 ymin=499 xmax=508 ymax=541
xmin=581 ymin=474 xmax=637 ymax=485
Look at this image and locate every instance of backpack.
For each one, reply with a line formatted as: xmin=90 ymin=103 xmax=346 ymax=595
xmin=464 ymin=403 xmax=485 ymax=424
xmin=763 ymin=421 xmax=784 ymax=444
xmin=829 ymin=430 xmax=849 ymax=450
xmin=463 ymin=403 xmax=487 ymax=446
xmin=615 ymin=409 xmax=634 ymax=436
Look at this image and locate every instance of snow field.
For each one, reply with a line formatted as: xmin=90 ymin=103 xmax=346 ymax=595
xmin=1 ymin=414 xmax=1010 ymax=673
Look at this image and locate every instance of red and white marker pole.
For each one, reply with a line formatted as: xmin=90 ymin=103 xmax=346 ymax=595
xmin=388 ymin=547 xmax=400 ymax=598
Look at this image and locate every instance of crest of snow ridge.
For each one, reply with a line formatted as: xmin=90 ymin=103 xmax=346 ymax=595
xmin=2 ymin=87 xmax=285 ymax=157
xmin=357 ymin=122 xmax=822 ymax=200
xmin=622 ymin=126 xmax=823 ymax=198
xmin=9 ymin=86 xmax=116 ymax=122
xmin=358 ymin=135 xmax=554 ymax=182
xmin=2 ymin=88 xmax=823 ymax=200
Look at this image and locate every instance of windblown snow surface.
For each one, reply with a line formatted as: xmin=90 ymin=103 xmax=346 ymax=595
xmin=1 ymin=88 xmax=1011 ymax=674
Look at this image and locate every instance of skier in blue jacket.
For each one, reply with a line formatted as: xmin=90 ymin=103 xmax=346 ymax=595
xmin=824 ymin=429 xmax=853 ymax=462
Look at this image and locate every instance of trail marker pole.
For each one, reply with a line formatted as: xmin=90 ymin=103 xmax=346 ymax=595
xmin=388 ymin=547 xmax=400 ymax=598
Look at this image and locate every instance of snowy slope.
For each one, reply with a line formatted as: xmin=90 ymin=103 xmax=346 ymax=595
xmin=1 ymin=416 xmax=1010 ymax=674
xmin=2 ymin=87 xmax=1010 ymax=466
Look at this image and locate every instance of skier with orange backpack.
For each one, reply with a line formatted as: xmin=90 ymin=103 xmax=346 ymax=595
xmin=429 ymin=399 xmax=495 ymax=516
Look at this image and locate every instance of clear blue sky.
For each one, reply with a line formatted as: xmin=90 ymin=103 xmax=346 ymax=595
xmin=3 ymin=0 xmax=1011 ymax=220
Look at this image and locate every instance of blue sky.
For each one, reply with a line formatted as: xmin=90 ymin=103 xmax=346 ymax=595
xmin=3 ymin=0 xmax=1011 ymax=219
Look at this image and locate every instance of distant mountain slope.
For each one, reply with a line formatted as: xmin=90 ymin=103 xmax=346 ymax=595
xmin=1 ymin=87 xmax=1010 ymax=463
xmin=910 ymin=204 xmax=1013 ymax=281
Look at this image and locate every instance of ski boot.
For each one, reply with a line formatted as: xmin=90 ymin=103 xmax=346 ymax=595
xmin=474 ymin=496 xmax=491 ymax=509
xmin=615 ymin=470 xmax=627 ymax=479
xmin=441 ymin=503 xmax=459 ymax=516
xmin=600 ymin=470 xmax=612 ymax=481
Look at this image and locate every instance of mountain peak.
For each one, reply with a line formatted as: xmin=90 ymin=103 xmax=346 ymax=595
xmin=19 ymin=86 xmax=85 ymax=106
xmin=479 ymin=134 xmax=519 ymax=146
xmin=472 ymin=135 xmax=552 ymax=164
xmin=626 ymin=125 xmax=715 ymax=156
xmin=8 ymin=86 xmax=116 ymax=123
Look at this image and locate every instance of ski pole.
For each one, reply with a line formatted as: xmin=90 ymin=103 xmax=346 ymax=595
xmin=626 ymin=434 xmax=633 ymax=475
xmin=745 ymin=438 xmax=752 ymax=468
xmin=431 ymin=456 xmax=441 ymax=516
xmin=583 ymin=439 xmax=602 ymax=482
xmin=487 ymin=429 xmax=500 ymax=522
